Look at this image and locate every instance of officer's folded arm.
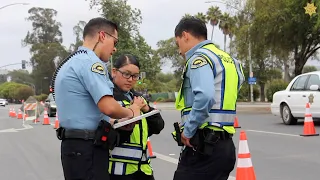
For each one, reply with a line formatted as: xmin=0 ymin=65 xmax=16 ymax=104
xmin=97 ymin=95 xmax=141 ymax=119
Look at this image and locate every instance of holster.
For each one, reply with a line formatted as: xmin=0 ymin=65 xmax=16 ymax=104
xmin=173 ymin=122 xmax=184 ymax=146
xmin=56 ymin=127 xmax=66 ymax=140
xmin=93 ymin=120 xmax=120 ymax=150
xmin=191 ymin=128 xmax=219 ymax=156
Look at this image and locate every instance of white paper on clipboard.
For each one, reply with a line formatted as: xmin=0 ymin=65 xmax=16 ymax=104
xmin=112 ymin=109 xmax=161 ymax=129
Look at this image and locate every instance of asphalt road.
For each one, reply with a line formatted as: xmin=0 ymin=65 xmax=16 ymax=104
xmin=1 ymin=105 xmax=320 ymax=180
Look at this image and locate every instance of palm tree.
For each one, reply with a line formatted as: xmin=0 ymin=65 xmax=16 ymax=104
xmin=227 ymin=16 xmax=237 ymax=54
xmin=218 ymin=13 xmax=232 ymax=51
xmin=194 ymin=12 xmax=207 ymax=23
xmin=183 ymin=13 xmax=193 ymax=18
xmin=206 ymin=6 xmax=222 ymax=40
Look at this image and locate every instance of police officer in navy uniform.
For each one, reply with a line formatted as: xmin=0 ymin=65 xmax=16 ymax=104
xmin=172 ymin=17 xmax=245 ymax=180
xmin=54 ymin=18 xmax=145 ymax=180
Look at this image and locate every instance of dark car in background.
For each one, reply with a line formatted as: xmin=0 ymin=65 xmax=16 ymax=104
xmin=44 ymin=93 xmax=57 ymax=117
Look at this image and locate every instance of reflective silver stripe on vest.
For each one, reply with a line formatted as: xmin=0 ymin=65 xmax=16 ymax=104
xmin=111 ymin=146 xmax=143 ymax=161
xmin=112 ymin=162 xmax=125 ymax=175
xmin=111 ymin=145 xmax=150 ymax=161
xmin=110 ymin=146 xmax=149 ymax=175
xmin=181 ymin=112 xmax=235 ymax=128
xmin=232 ymin=58 xmax=245 ymax=90
xmin=193 ymin=48 xmax=224 ymax=110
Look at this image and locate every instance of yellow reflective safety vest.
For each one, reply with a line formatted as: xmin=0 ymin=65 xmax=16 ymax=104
xmin=175 ymin=43 xmax=245 ymax=134
xmin=109 ymin=100 xmax=152 ymax=176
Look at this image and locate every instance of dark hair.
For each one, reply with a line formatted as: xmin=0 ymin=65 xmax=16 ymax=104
xmin=114 ymin=54 xmax=140 ymax=69
xmin=174 ymin=17 xmax=207 ymax=39
xmin=83 ymin=17 xmax=118 ymax=39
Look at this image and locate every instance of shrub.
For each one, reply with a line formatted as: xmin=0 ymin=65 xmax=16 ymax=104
xmin=266 ymin=79 xmax=289 ymax=102
xmin=155 ymin=97 xmax=165 ymax=102
xmin=34 ymin=94 xmax=48 ymax=102
xmin=238 ymin=84 xmax=260 ymax=101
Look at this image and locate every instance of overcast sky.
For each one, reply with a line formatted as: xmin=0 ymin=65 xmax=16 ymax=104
xmin=0 ymin=0 xmax=318 ymax=74
xmin=0 ymin=0 xmax=234 ymax=73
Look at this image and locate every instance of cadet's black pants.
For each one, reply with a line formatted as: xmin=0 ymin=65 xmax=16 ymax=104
xmin=110 ymin=171 xmax=155 ymax=180
xmin=173 ymin=138 xmax=236 ymax=180
xmin=61 ymin=139 xmax=110 ymax=180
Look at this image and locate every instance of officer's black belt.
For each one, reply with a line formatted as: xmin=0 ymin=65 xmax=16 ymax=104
xmin=213 ymin=130 xmax=233 ymax=140
xmin=64 ymin=129 xmax=96 ymax=140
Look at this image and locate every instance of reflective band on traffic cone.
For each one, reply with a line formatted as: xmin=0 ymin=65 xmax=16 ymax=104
xmin=54 ymin=112 xmax=59 ymax=129
xmin=147 ymin=137 xmax=156 ymax=159
xmin=9 ymin=108 xmax=12 ymax=117
xmin=236 ymin=131 xmax=256 ymax=180
xmin=42 ymin=108 xmax=50 ymax=125
xmin=12 ymin=108 xmax=16 ymax=118
xmin=234 ymin=116 xmax=241 ymax=128
xmin=17 ymin=109 xmax=23 ymax=119
xmin=300 ymin=103 xmax=319 ymax=137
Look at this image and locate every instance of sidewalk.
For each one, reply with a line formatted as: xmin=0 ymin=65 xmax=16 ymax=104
xmin=151 ymin=102 xmax=271 ymax=113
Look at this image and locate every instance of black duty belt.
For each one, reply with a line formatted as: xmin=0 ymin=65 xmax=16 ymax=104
xmin=64 ymin=129 xmax=96 ymax=140
xmin=213 ymin=131 xmax=233 ymax=140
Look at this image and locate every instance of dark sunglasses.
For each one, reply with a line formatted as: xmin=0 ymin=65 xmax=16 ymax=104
xmin=102 ymin=31 xmax=118 ymax=47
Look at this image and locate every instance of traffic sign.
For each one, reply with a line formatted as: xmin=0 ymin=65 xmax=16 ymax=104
xmin=248 ymin=77 xmax=257 ymax=85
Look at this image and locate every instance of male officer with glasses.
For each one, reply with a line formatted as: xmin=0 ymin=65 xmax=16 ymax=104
xmin=54 ymin=17 xmax=145 ymax=180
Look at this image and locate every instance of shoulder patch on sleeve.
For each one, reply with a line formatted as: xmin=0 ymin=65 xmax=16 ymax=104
xmin=91 ymin=62 xmax=106 ymax=75
xmin=190 ymin=57 xmax=208 ymax=69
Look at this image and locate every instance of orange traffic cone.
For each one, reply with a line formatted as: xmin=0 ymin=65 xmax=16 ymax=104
xmin=147 ymin=137 xmax=156 ymax=159
xmin=42 ymin=108 xmax=50 ymax=125
xmin=153 ymin=102 xmax=157 ymax=109
xmin=12 ymin=108 xmax=16 ymax=118
xmin=54 ymin=112 xmax=59 ymax=129
xmin=236 ymin=131 xmax=256 ymax=180
xmin=234 ymin=116 xmax=241 ymax=128
xmin=300 ymin=103 xmax=319 ymax=136
xmin=9 ymin=108 xmax=12 ymax=117
xmin=17 ymin=109 xmax=23 ymax=119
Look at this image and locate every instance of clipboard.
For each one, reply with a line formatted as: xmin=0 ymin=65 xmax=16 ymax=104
xmin=112 ymin=109 xmax=161 ymax=129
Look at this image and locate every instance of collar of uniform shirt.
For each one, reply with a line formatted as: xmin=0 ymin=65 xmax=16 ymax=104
xmin=78 ymin=46 xmax=91 ymax=52
xmin=77 ymin=46 xmax=103 ymax=63
xmin=185 ymin=40 xmax=212 ymax=60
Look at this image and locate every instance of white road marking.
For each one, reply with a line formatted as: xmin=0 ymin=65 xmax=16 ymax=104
xmin=246 ymin=129 xmax=301 ymax=137
xmin=0 ymin=124 xmax=33 ymax=133
xmin=0 ymin=128 xmax=18 ymax=133
xmin=153 ymin=152 xmax=236 ymax=180
xmin=15 ymin=124 xmax=33 ymax=131
xmin=169 ymin=153 xmax=175 ymax=156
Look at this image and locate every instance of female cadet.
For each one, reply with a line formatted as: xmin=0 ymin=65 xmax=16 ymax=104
xmin=108 ymin=54 xmax=165 ymax=180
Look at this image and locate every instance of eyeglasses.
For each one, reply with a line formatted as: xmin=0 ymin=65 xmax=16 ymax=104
xmin=103 ymin=31 xmax=118 ymax=47
xmin=117 ymin=69 xmax=140 ymax=80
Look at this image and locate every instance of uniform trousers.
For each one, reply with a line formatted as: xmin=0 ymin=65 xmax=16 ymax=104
xmin=110 ymin=171 xmax=155 ymax=180
xmin=173 ymin=137 xmax=236 ymax=180
xmin=61 ymin=139 xmax=110 ymax=180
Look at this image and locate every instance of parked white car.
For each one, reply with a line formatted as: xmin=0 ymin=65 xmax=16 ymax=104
xmin=271 ymin=71 xmax=320 ymax=125
xmin=0 ymin=99 xmax=6 ymax=107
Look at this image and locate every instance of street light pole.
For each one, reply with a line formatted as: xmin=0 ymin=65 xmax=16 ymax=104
xmin=0 ymin=3 xmax=29 ymax=10
xmin=248 ymin=38 xmax=254 ymax=102
xmin=205 ymin=0 xmax=254 ymax=102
